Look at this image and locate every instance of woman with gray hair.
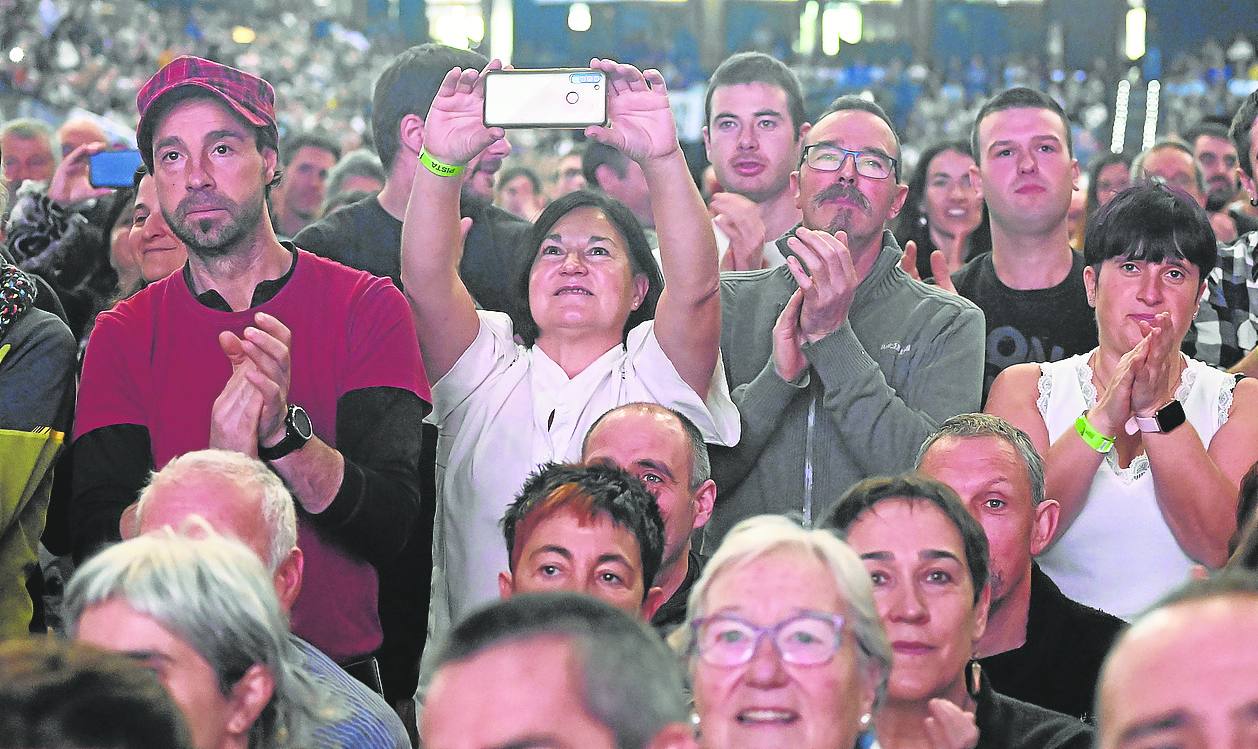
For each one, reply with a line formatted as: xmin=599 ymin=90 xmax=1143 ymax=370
xmin=64 ymin=529 xmax=326 ymax=749
xmin=683 ymin=514 xmax=891 ymax=749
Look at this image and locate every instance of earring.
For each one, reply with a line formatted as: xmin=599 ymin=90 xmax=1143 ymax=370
xmin=918 ymin=214 xmax=928 ymax=227
xmin=859 ymin=712 xmax=872 ymax=729
xmin=965 ymin=659 xmax=983 ymax=699
xmin=1251 ymin=197 xmax=1258 ymax=207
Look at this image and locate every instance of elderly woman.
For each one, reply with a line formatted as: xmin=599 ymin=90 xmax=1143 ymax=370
xmin=401 ymin=59 xmax=738 ymax=630
xmin=825 ymin=475 xmax=1092 ymax=749
xmin=986 ymin=183 xmax=1258 ymax=619
xmin=683 ymin=514 xmax=891 ymax=749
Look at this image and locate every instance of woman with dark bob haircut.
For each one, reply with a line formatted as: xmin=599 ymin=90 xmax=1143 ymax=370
xmin=892 ymin=141 xmax=991 ymax=282
xmin=988 ymin=183 xmax=1258 ymax=619
xmin=400 ymin=58 xmax=739 ymax=628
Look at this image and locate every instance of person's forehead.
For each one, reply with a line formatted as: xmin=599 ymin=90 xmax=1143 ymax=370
xmin=1 ymin=132 xmax=52 ymax=151
xmin=290 ymin=145 xmax=337 ymax=165
xmin=153 ymin=95 xmax=254 ymax=141
xmin=707 ymin=547 xmax=844 ymax=613
xmin=1194 ymin=134 xmax=1237 ymax=155
xmin=710 ymin=81 xmax=790 ymax=115
xmin=587 ymin=409 xmax=688 ymax=459
xmin=1146 ymin=147 xmax=1195 ymax=170
xmin=977 ymin=105 xmax=1068 ymax=145
xmin=851 ymin=498 xmax=966 ymax=554
xmin=807 ymin=109 xmax=896 ymax=153
xmin=141 ymin=476 xmax=266 ymax=545
xmin=520 ymin=508 xmax=640 ymax=556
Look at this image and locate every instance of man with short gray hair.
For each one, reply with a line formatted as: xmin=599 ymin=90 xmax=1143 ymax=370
xmin=1 ymin=119 xmax=57 ymax=195
xmin=916 ymin=413 xmax=1122 ymax=721
xmin=133 ymin=449 xmax=411 ymax=749
xmin=422 ymin=592 xmax=696 ymax=749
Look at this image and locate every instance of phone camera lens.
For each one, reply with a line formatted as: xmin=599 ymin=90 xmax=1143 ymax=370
xmin=566 ymin=91 xmax=579 ymax=104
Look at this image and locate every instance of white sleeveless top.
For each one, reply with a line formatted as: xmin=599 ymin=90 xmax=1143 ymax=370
xmin=1035 ymin=351 xmax=1236 ymax=620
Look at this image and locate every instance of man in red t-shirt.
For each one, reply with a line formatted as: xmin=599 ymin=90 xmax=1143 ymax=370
xmin=72 ymin=56 xmax=430 ymax=673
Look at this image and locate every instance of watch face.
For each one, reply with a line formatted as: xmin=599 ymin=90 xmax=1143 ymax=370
xmin=1156 ymin=400 xmax=1187 ymax=432
xmin=291 ymin=406 xmax=314 ymax=440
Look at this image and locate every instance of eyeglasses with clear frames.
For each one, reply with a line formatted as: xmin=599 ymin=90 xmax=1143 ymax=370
xmin=802 ymin=144 xmax=898 ymax=180
xmin=691 ymin=612 xmax=845 ymax=667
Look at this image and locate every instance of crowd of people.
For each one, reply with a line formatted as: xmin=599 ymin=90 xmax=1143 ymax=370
xmin=2 ymin=18 xmax=1258 ymax=749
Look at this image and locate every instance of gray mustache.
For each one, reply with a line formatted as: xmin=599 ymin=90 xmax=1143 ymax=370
xmin=813 ymin=183 xmax=868 ymax=210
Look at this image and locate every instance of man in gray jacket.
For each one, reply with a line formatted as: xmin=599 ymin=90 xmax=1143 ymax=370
xmin=706 ymin=95 xmax=984 ymax=549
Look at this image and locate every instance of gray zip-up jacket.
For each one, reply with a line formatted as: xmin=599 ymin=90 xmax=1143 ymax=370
xmin=704 ymin=231 xmax=985 ymax=549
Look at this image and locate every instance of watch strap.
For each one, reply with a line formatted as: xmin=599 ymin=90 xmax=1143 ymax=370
xmin=258 ymin=405 xmax=311 ymax=461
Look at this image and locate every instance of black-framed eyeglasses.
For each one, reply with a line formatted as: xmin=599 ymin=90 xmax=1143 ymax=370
xmin=691 ymin=612 xmax=845 ymax=667
xmin=802 ymin=144 xmax=898 ymax=180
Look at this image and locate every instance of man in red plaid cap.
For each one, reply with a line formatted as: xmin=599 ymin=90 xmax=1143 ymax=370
xmin=71 ymin=56 xmax=431 ymax=686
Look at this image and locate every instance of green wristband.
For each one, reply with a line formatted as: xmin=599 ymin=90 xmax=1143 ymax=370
xmin=1074 ymin=413 xmax=1115 ymax=453
xmin=419 ymin=148 xmax=465 ymax=178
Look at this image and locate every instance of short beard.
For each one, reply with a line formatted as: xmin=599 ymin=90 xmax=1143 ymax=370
xmin=1205 ymin=184 xmax=1237 ymax=212
xmin=166 ymin=189 xmax=264 ymax=259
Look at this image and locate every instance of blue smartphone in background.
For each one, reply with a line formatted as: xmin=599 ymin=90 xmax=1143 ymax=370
xmin=88 ymin=149 xmax=143 ymax=189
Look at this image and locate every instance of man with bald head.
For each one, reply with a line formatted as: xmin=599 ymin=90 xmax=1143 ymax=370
xmin=1096 ymin=571 xmax=1258 ymax=749
xmin=708 ymin=95 xmax=984 ymax=547
xmin=55 ymin=118 xmax=108 ymax=158
xmin=133 ymin=449 xmax=411 ymax=749
xmin=581 ymin=403 xmax=716 ymax=631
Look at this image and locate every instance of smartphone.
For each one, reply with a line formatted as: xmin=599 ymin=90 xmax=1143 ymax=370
xmin=89 ymin=149 xmax=143 ymax=189
xmin=776 ymin=223 xmax=811 ymax=276
xmin=483 ymin=69 xmax=607 ymax=129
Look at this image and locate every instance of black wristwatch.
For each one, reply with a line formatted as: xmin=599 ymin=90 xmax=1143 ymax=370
xmin=258 ymin=404 xmax=313 ymax=461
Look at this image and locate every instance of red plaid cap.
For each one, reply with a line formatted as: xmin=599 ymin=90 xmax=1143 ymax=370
xmin=135 ymin=55 xmax=277 ymax=163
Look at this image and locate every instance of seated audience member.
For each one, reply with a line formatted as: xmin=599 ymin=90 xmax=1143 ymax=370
xmin=0 ymin=637 xmax=194 ymax=749
xmin=950 ymin=87 xmax=1097 ymax=400
xmin=422 ymin=592 xmax=695 ymax=749
xmin=1131 ymin=138 xmax=1238 ymax=242
xmin=132 ymin=449 xmax=412 ymax=749
xmin=551 ymin=148 xmax=586 ymax=199
xmin=582 ymin=140 xmax=655 ymax=232
xmin=1192 ymin=90 xmax=1258 ymax=376
xmin=322 ymin=149 xmax=386 ymax=209
xmin=683 ymin=514 xmax=891 ymax=749
xmin=270 ymin=131 xmax=340 ymax=239
xmin=581 ymin=402 xmax=716 ymax=632
xmin=0 ymin=251 xmax=75 ymax=637
xmin=916 ymin=414 xmax=1123 ymax=721
xmin=986 ymin=183 xmax=1258 ymax=619
xmin=402 ymin=59 xmax=737 ymax=643
xmin=825 ymin=474 xmax=1093 ymax=749
xmin=494 ymin=165 xmax=545 ymax=221
xmin=702 ymin=52 xmax=809 ymax=270
xmin=707 ymin=95 xmax=982 ymax=548
xmin=499 ymin=462 xmax=666 ymax=619
xmin=65 ymin=530 xmax=327 ymax=749
xmin=71 ymin=57 xmax=428 ymax=674
xmin=894 ymin=141 xmax=990 ymax=282
xmin=1095 ymin=571 xmax=1258 ymax=749
xmin=1184 ymin=121 xmax=1258 ymax=232
xmin=1 ymin=119 xmax=57 ymax=195
xmin=293 ymin=43 xmax=527 ymax=315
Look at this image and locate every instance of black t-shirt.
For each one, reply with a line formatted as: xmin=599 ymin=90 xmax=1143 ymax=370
xmin=975 ymin=677 xmax=1094 ymax=749
xmin=980 ymin=565 xmax=1125 ymax=723
xmin=952 ymin=251 xmax=1098 ymax=401
xmin=293 ymin=192 xmax=529 ymax=316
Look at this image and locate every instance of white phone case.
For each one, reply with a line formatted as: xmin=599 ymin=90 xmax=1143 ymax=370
xmin=483 ymin=69 xmax=608 ymax=129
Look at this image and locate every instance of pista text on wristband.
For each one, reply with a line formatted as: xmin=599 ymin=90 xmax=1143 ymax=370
xmin=1074 ymin=413 xmax=1116 ymax=453
xmin=419 ymin=148 xmax=465 ymax=178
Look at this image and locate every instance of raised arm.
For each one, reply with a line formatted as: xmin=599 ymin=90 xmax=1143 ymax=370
xmin=586 ymin=59 xmax=720 ymax=397
xmin=400 ymin=63 xmax=506 ymax=381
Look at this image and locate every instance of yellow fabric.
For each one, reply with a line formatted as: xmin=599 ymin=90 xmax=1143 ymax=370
xmin=0 ymin=427 xmax=64 ymax=638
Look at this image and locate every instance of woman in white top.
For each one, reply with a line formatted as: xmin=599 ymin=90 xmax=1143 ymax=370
xmin=401 ymin=59 xmax=739 ymax=628
xmin=986 ymin=183 xmax=1258 ymax=618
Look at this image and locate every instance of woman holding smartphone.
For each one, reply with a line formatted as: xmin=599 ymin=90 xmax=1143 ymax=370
xmin=401 ymin=58 xmax=738 ymax=630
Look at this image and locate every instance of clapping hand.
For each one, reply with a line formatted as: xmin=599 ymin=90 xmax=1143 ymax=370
xmin=423 ymin=61 xmax=507 ymax=167
xmin=783 ymin=228 xmax=860 ymax=343
xmin=925 ymin=698 xmax=979 ymax=749
xmin=584 ymin=59 xmax=679 ymax=165
xmin=899 ymin=239 xmax=957 ymax=293
xmin=1129 ymin=311 xmax=1178 ymax=417
xmin=208 ymin=313 xmax=294 ymax=453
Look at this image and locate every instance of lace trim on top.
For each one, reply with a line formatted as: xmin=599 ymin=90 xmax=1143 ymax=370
xmin=1073 ymin=355 xmax=1195 ymax=484
xmin=1218 ymin=377 xmax=1237 ymax=426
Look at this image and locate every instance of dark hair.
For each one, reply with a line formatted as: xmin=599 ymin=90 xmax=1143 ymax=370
xmin=1085 ymin=151 xmax=1133 ymax=217
xmin=971 ymin=87 xmax=1074 ymax=165
xmin=1230 ymin=90 xmax=1258 ymax=179
xmin=1083 ymin=182 xmax=1215 ymax=283
xmin=705 ymin=52 xmax=807 ymax=137
xmin=371 ymin=43 xmax=488 ymax=171
xmin=279 ymin=131 xmax=341 ymax=167
xmin=823 ymin=473 xmax=990 ymax=604
xmin=582 ymin=142 xmax=631 ymax=189
xmin=511 ymin=189 xmax=662 ymax=346
xmin=1183 ymin=121 xmax=1232 ymax=148
xmin=0 ymin=637 xmax=194 ymax=749
xmin=582 ymin=402 xmax=711 ymax=489
xmin=502 ymin=462 xmax=665 ymax=591
xmin=1228 ymin=461 xmax=1258 ymax=567
xmin=890 ymin=140 xmax=991 ymax=278
xmin=817 ymin=95 xmax=902 ymax=180
xmin=496 ymin=166 xmax=542 ymax=196
xmin=433 ymin=593 xmax=688 ymax=749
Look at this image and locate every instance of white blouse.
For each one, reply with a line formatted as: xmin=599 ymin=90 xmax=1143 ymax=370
xmin=426 ymin=310 xmax=740 ymax=635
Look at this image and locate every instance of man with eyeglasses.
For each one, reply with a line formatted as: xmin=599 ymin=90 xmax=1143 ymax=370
xmin=706 ymin=96 xmax=984 ymax=549
xmin=950 ymin=87 xmax=1097 ymax=400
xmin=1132 ymin=139 xmax=1239 ymax=242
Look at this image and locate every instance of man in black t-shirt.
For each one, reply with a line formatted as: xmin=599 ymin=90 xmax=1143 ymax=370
xmin=918 ymin=414 xmax=1123 ymax=723
xmin=951 ymin=87 xmax=1097 ymax=399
